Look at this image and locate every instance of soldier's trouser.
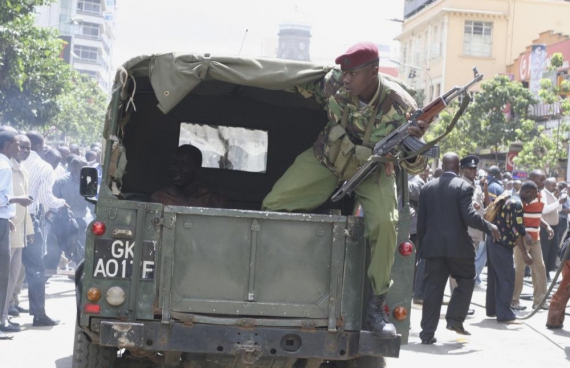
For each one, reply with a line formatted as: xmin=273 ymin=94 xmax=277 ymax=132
xmin=546 ymin=260 xmax=570 ymax=327
xmin=262 ymin=148 xmax=398 ymax=295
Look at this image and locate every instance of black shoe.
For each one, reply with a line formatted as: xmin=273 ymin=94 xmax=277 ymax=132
xmin=467 ymin=309 xmax=475 ymax=316
xmin=7 ymin=306 xmax=19 ymax=317
xmin=446 ymin=323 xmax=471 ymax=335
xmin=32 ymin=315 xmax=60 ymax=327
xmin=365 ymin=293 xmax=397 ymax=339
xmin=0 ymin=321 xmax=21 ymax=332
xmin=8 ymin=319 xmax=19 ymax=327
xmin=15 ymin=306 xmax=28 ymax=313
xmin=421 ymin=337 xmax=437 ymax=345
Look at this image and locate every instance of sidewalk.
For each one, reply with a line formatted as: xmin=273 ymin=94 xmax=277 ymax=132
xmin=387 ymin=270 xmax=570 ymax=367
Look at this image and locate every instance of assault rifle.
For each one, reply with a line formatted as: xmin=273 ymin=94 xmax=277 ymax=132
xmin=331 ymin=67 xmax=484 ymax=202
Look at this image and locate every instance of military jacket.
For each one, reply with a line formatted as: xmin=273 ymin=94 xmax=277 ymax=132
xmin=296 ymin=68 xmax=428 ymax=175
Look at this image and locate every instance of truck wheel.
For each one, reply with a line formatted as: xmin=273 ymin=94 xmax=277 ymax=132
xmin=73 ymin=322 xmax=117 ymax=368
xmin=341 ymin=356 xmax=386 ymax=368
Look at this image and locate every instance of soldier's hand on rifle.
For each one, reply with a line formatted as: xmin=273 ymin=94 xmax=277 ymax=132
xmin=405 ymin=113 xmax=429 ymax=138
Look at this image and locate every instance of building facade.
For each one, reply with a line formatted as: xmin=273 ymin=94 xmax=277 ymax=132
xmin=396 ymin=0 xmax=570 ymax=104
xmin=277 ymin=23 xmax=311 ymax=61
xmin=35 ymin=0 xmax=117 ymax=92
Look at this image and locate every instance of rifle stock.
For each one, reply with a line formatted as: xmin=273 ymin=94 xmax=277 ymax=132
xmin=331 ymin=67 xmax=484 ymax=202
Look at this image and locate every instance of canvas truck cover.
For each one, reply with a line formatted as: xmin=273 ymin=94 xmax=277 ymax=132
xmin=112 ymin=52 xmax=333 ymax=118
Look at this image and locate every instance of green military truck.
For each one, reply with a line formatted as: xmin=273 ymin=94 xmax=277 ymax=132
xmin=73 ymin=53 xmax=417 ymax=368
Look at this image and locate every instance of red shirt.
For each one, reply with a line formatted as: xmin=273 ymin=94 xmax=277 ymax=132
xmin=523 ymin=192 xmax=544 ymax=240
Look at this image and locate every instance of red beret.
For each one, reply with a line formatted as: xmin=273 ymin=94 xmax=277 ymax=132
xmin=335 ymin=42 xmax=379 ymax=71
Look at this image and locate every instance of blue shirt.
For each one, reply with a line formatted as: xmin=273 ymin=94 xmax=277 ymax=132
xmin=487 ymin=176 xmax=504 ymax=202
xmin=0 ymin=153 xmax=15 ymax=219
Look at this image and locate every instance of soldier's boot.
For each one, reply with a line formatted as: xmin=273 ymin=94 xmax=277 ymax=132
xmin=365 ymin=293 xmax=397 ymax=339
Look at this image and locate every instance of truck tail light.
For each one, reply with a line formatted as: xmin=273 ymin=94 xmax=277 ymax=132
xmin=393 ymin=306 xmax=408 ymax=321
xmin=87 ymin=287 xmax=101 ymax=302
xmin=399 ymin=241 xmax=414 ymax=256
xmin=84 ymin=304 xmax=101 ymax=314
xmin=92 ymin=221 xmax=106 ymax=236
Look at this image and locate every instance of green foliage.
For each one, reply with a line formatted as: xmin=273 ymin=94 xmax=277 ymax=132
xmin=51 ymin=72 xmax=108 ymax=145
xmin=464 ymin=75 xmax=538 ymax=158
xmin=424 ymin=102 xmax=475 ymax=157
xmin=0 ymin=0 xmax=108 ymax=145
xmin=514 ymin=53 xmax=570 ymax=174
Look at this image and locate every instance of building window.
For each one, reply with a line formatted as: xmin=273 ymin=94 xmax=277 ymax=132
xmin=463 ymin=21 xmax=493 ymax=57
xmin=79 ymin=22 xmax=100 ymax=39
xmin=77 ymin=0 xmax=102 ymax=15
xmin=74 ymin=45 xmax=99 ymax=63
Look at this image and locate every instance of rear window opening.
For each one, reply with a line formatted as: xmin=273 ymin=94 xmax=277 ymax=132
xmin=179 ymin=123 xmax=268 ymax=173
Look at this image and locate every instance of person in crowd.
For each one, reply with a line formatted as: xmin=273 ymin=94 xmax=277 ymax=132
xmin=7 ymin=135 xmax=33 ymax=318
xmin=512 ymin=169 xmax=552 ymax=311
xmin=557 ymin=182 xmax=570 ymax=245
xmin=432 ymin=167 xmax=443 ymax=179
xmin=484 ymin=166 xmax=504 ymax=206
xmin=45 ymin=157 xmax=91 ymax=272
xmin=506 ymin=180 xmax=514 ymax=193
xmin=513 ymin=180 xmax=522 ymax=193
xmin=21 ymin=131 xmax=66 ymax=327
xmin=151 ymin=145 xmax=226 ymax=208
xmin=546 ymin=237 xmax=570 ymax=329
xmin=541 ymin=177 xmax=565 ymax=282
xmin=55 ymin=146 xmax=70 ymax=178
xmin=84 ymin=150 xmax=97 ymax=164
xmin=486 ymin=181 xmax=538 ymax=324
xmin=43 ymin=148 xmax=62 ymax=171
xmin=411 ymin=166 xmax=430 ymax=304
xmin=459 ymin=156 xmax=487 ymax=288
xmin=417 ymin=153 xmax=499 ymax=344
xmin=0 ymin=131 xmax=33 ymax=338
xmin=69 ymin=143 xmax=81 ymax=156
xmin=1 ymin=134 xmax=34 ymax=335
xmin=503 ymin=171 xmax=513 ymax=181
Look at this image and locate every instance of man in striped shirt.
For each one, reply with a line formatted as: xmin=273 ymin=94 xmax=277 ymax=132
xmin=21 ymin=132 xmax=66 ymax=327
xmin=512 ymin=169 xmax=552 ymax=311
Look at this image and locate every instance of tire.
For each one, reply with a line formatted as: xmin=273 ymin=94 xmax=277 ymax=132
xmin=73 ymin=322 xmax=117 ymax=368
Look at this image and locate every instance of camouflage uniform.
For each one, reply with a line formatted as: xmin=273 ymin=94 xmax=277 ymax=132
xmin=262 ymin=68 xmax=427 ymax=296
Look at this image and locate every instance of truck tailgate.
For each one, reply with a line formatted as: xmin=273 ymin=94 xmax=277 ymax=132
xmin=159 ymin=207 xmax=348 ymax=324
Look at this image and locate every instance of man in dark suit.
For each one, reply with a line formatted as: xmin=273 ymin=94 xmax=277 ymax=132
xmin=417 ymin=153 xmax=500 ymax=344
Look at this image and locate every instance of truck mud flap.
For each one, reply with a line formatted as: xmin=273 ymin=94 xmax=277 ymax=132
xmin=99 ymin=321 xmax=400 ymax=359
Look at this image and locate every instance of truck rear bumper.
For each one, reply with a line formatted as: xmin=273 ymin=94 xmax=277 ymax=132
xmin=98 ymin=320 xmax=400 ymax=360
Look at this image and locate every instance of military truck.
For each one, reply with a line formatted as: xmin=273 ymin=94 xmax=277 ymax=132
xmin=73 ymin=53 xmax=416 ymax=368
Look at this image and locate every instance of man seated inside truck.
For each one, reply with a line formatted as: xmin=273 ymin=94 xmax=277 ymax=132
xmin=151 ymin=144 xmax=226 ymax=208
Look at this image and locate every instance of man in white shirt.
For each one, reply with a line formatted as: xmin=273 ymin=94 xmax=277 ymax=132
xmin=21 ymin=132 xmax=66 ymax=327
xmin=0 ymin=131 xmax=32 ymax=338
xmin=541 ymin=178 xmax=565 ymax=282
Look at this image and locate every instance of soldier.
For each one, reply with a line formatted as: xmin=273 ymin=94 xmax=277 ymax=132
xmin=262 ymin=42 xmax=430 ymax=338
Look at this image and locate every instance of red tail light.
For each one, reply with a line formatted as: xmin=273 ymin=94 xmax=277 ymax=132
xmin=393 ymin=306 xmax=408 ymax=321
xmin=84 ymin=303 xmax=101 ymax=314
xmin=92 ymin=221 xmax=106 ymax=236
xmin=399 ymin=241 xmax=414 ymax=256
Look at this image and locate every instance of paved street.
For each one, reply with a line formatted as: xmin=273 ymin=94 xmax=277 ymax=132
xmin=3 ymin=271 xmax=570 ymax=367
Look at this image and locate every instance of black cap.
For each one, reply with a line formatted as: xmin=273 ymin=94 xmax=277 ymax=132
xmin=460 ymin=155 xmax=479 ymax=169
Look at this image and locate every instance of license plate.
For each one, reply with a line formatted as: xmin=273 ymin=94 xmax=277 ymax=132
xmin=93 ymin=239 xmax=156 ymax=279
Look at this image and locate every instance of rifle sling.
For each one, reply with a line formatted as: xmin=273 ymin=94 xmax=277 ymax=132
xmin=402 ymin=94 xmax=471 ymax=161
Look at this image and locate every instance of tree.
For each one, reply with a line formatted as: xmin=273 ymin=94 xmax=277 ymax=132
xmin=0 ymin=0 xmax=72 ymax=126
xmin=464 ymin=75 xmax=538 ymax=161
xmin=424 ymin=102 xmax=476 ymax=157
xmin=514 ymin=52 xmax=570 ymax=175
xmin=50 ymin=72 xmax=109 ymax=145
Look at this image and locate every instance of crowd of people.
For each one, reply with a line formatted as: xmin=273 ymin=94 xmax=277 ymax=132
xmin=0 ymin=127 xmax=100 ymax=340
xmin=410 ymin=153 xmax=570 ymax=344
